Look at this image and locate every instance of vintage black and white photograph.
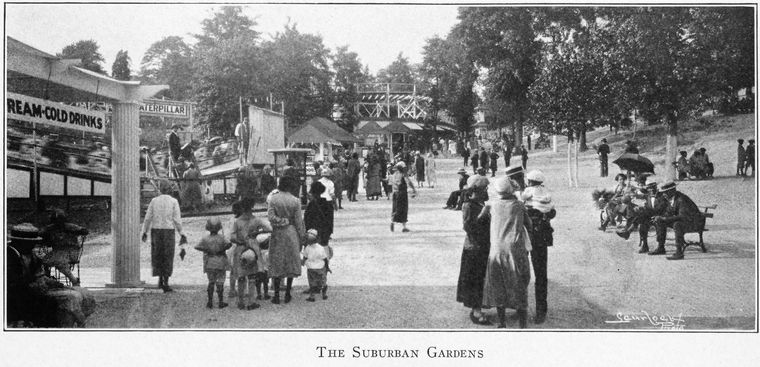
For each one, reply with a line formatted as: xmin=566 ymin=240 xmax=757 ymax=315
xmin=3 ymin=1 xmax=758 ymax=365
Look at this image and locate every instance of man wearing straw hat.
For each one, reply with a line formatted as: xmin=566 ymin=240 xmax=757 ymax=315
xmin=650 ymin=181 xmax=704 ymax=260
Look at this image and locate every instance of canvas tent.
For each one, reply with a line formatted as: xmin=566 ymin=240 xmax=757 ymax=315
xmin=287 ymin=117 xmax=359 ymax=161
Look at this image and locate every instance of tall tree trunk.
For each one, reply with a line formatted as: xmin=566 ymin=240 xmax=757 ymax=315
xmin=552 ymin=135 xmax=558 ymax=153
xmin=665 ymin=110 xmax=678 ymax=181
xmin=579 ymin=122 xmax=588 ymax=152
xmin=574 ymin=135 xmax=580 ymax=188
xmin=566 ymin=130 xmax=574 ymax=187
xmin=514 ymin=111 xmax=523 ymax=154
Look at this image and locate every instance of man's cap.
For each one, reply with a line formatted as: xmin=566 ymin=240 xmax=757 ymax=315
xmin=457 ymin=167 xmax=467 ymax=174
xmin=505 ymin=165 xmax=524 ymax=178
xmin=660 ymin=181 xmax=677 ymax=192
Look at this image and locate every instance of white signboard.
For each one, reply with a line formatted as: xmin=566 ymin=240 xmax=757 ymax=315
xmin=6 ymin=92 xmax=106 ymax=134
xmin=140 ymin=99 xmax=191 ymax=118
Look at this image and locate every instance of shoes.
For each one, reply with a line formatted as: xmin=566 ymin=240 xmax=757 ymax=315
xmin=638 ymin=245 xmax=650 ymax=254
xmin=271 ymin=296 xmax=280 ymax=304
xmin=469 ymin=311 xmax=492 ymax=325
xmin=162 ymin=286 xmax=174 ymax=293
xmin=256 ymin=295 xmax=262 ymax=300
xmin=648 ymin=246 xmax=666 ymax=255
xmin=534 ymin=312 xmax=546 ymax=324
xmin=302 ymin=289 xmax=311 ymax=294
xmin=322 ymin=294 xmax=328 ymax=300
xmin=284 ymin=294 xmax=292 ymax=304
xmin=667 ymin=252 xmax=684 ymax=260
xmin=218 ymin=302 xmax=228 ymax=309
xmin=264 ymin=294 xmax=271 ymax=300
xmin=237 ymin=303 xmax=246 ymax=310
xmin=206 ymin=302 xmax=213 ymax=309
xmin=402 ymin=228 xmax=410 ymax=232
xmin=616 ymin=230 xmax=631 ymax=240
xmin=306 ymin=297 xmax=315 ymax=302
xmin=598 ymin=226 xmax=607 ymax=231
xmin=246 ymin=303 xmax=260 ymax=310
xmin=497 ymin=324 xmax=506 ymax=329
xmin=390 ymin=223 xmax=394 ymax=232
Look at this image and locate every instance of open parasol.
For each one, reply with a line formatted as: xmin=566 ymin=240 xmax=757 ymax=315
xmin=612 ymin=153 xmax=655 ymax=174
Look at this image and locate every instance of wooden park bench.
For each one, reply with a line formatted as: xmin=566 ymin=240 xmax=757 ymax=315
xmin=683 ymin=204 xmax=717 ymax=253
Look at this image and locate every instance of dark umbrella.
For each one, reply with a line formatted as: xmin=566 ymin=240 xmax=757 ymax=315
xmin=612 ymin=153 xmax=655 ymax=173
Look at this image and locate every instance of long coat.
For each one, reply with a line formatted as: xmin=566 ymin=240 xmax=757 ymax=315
xmin=481 ymin=198 xmax=532 ymax=310
xmin=456 ymin=199 xmax=491 ymax=308
xmin=267 ymin=190 xmax=306 ymax=278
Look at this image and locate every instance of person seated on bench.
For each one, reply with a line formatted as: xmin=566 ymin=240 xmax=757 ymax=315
xmin=616 ymin=182 xmax=669 ymax=254
xmin=40 ymin=209 xmax=89 ymax=286
xmin=443 ymin=168 xmax=470 ymax=210
xmin=599 ymin=173 xmax=628 ymax=231
xmin=650 ymin=181 xmax=705 ymax=260
xmin=7 ymin=223 xmax=96 ymax=327
xmin=676 ymin=151 xmax=690 ymax=180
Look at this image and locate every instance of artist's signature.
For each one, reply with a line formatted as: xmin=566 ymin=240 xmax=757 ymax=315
xmin=605 ymin=311 xmax=685 ymax=330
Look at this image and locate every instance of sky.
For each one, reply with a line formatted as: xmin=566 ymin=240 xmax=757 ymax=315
xmin=6 ymin=3 xmax=461 ymax=75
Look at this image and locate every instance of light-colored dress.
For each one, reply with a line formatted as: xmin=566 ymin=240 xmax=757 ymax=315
xmin=267 ymin=190 xmax=306 ymax=278
xmin=425 ymin=156 xmax=437 ymax=186
xmin=481 ymin=198 xmax=532 ymax=310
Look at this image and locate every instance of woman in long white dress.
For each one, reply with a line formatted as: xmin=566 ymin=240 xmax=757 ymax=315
xmin=425 ymin=152 xmax=437 ymax=188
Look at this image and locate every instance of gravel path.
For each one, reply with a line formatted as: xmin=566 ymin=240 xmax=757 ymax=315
xmin=82 ymin=116 xmax=756 ymax=330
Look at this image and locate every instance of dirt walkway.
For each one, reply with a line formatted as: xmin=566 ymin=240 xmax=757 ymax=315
xmin=83 ymin=126 xmax=756 ymax=329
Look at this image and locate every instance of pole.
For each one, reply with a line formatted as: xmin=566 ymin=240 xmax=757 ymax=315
xmin=32 ymin=123 xmax=38 ymax=205
xmin=239 ymin=96 xmax=243 ymax=123
xmin=269 ymin=92 xmax=273 ymax=111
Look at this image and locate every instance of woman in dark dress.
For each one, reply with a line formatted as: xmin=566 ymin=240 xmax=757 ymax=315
xmin=390 ymin=161 xmax=417 ymax=232
xmin=414 ymin=152 xmax=425 ymax=188
xmin=456 ymin=177 xmax=491 ymax=325
xmin=304 ymin=181 xmax=331 ymax=248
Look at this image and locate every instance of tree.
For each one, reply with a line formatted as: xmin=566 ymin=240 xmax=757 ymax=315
xmin=332 ymin=45 xmax=370 ymax=131
xmin=111 ymin=50 xmax=131 ymax=81
xmin=260 ymin=23 xmax=333 ymax=129
xmin=138 ymin=36 xmax=195 ymax=100
xmin=195 ymin=6 xmax=259 ymax=50
xmin=377 ymin=53 xmax=415 ymax=84
xmin=58 ymin=40 xmax=105 ymax=74
xmin=456 ymin=8 xmax=543 ymax=151
xmin=192 ymin=36 xmax=265 ymax=136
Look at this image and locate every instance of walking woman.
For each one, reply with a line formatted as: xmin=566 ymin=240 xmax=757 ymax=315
xmin=456 ymin=176 xmax=491 ymax=325
xmin=141 ymin=179 xmax=187 ymax=293
xmin=267 ymin=176 xmax=306 ymax=304
xmin=181 ymin=162 xmax=203 ymax=211
xmin=425 ymin=152 xmax=437 ymax=188
xmin=414 ymin=152 xmax=426 ymax=188
xmin=480 ymin=176 xmax=532 ymax=328
xmin=390 ymin=161 xmax=417 ymax=232
xmin=366 ymin=155 xmax=382 ymax=200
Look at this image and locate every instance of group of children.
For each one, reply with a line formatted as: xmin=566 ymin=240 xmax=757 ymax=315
xmin=194 ymin=200 xmax=331 ymax=309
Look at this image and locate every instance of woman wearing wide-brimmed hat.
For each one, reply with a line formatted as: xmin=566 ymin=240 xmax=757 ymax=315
xmin=480 ymin=176 xmax=532 ymax=328
xmin=390 ymin=161 xmax=417 ymax=232
xmin=141 ymin=179 xmax=187 ymax=292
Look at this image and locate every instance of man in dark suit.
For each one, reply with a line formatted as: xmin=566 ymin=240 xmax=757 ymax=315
xmin=479 ymin=147 xmax=489 ymax=173
xmin=168 ymin=125 xmax=181 ymax=162
xmin=650 ymin=181 xmax=705 ymax=260
xmin=597 ymin=138 xmax=610 ymax=177
xmin=616 ymin=182 xmax=669 ymax=254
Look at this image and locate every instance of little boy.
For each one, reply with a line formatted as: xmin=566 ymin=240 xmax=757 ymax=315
xmin=194 ymin=217 xmax=232 ymax=309
xmin=301 ymin=229 xmax=329 ymax=302
xmin=254 ymin=232 xmax=271 ymax=300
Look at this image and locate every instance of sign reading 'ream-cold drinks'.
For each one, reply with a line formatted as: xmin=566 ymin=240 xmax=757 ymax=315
xmin=6 ymin=92 xmax=106 ymax=134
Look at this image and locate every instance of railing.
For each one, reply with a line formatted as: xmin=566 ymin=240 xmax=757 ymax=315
xmin=357 ymin=82 xmax=417 ymax=95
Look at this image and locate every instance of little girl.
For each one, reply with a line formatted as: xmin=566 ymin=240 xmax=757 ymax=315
xmin=194 ymin=217 xmax=232 ymax=309
xmin=254 ymin=231 xmax=271 ymax=300
xmin=301 ymin=229 xmax=329 ymax=302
